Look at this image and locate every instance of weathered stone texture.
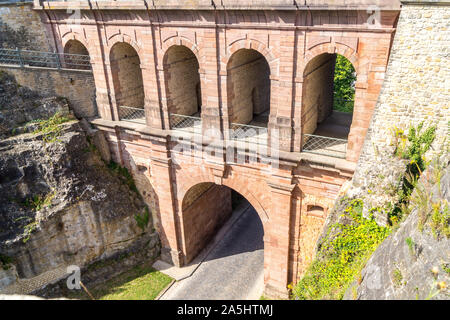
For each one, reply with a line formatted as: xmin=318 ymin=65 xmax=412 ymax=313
xmin=345 ymin=161 xmax=450 ymax=300
xmin=355 ymin=3 xmax=450 ymax=188
xmin=0 ymin=2 xmax=52 ymax=50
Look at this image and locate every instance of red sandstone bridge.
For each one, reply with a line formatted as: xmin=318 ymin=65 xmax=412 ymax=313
xmin=33 ymin=0 xmax=401 ymax=298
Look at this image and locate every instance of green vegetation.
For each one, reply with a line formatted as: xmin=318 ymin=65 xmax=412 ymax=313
xmin=22 ymin=191 xmax=55 ymax=212
xmin=430 ymin=201 xmax=449 ymax=239
xmin=32 ymin=112 xmax=71 ymax=143
xmin=22 ymin=221 xmax=38 ymax=244
xmin=0 ymin=254 xmax=13 ymax=270
xmin=393 ymin=268 xmax=404 ymax=288
xmin=291 ymin=199 xmax=391 ymax=300
xmin=107 ymin=161 xmax=139 ymax=194
xmin=390 ymin=123 xmax=436 ymax=225
xmin=135 ymin=207 xmax=150 ymax=232
xmin=405 ymin=237 xmax=415 ymax=256
xmin=333 ymin=54 xmax=356 ymax=113
xmin=442 ymin=264 xmax=450 ymax=276
xmin=68 ymin=265 xmax=172 ymax=300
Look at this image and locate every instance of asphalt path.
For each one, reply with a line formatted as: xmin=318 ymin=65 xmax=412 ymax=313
xmin=160 ymin=204 xmax=264 ymax=300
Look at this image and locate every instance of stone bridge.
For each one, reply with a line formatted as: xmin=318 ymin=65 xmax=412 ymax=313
xmin=34 ymin=0 xmax=401 ymax=298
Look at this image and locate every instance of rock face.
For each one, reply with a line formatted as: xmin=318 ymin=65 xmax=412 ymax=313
xmin=345 ymin=164 xmax=450 ymax=300
xmin=0 ymin=73 xmax=160 ymax=295
xmin=0 ymin=71 xmax=71 ymax=138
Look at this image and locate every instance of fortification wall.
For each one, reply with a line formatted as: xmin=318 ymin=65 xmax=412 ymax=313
xmin=354 ymin=0 xmax=449 ymax=189
xmin=0 ymin=2 xmax=51 ymax=50
xmin=0 ymin=66 xmax=97 ymax=118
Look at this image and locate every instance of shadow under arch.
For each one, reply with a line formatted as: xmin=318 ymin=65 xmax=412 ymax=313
xmin=109 ymin=42 xmax=145 ymax=120
xmin=180 ymin=182 xmax=265 ymax=265
xmin=226 ymin=48 xmax=271 ymax=129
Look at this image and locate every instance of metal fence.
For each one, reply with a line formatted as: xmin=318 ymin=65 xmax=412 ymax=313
xmin=118 ymin=106 xmax=145 ymax=123
xmin=169 ymin=113 xmax=202 ymax=134
xmin=0 ymin=48 xmax=91 ymax=70
xmin=229 ymin=122 xmax=268 ymax=145
xmin=302 ymin=134 xmax=348 ymax=159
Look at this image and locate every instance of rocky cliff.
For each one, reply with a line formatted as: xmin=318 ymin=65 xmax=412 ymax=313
xmin=345 ymin=161 xmax=449 ymax=300
xmin=0 ymin=72 xmax=160 ymax=296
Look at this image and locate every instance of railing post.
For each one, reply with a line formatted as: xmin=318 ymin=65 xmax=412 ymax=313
xmin=16 ymin=47 xmax=24 ymax=68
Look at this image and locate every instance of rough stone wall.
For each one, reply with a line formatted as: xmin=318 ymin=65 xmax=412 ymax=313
xmin=0 ymin=66 xmax=97 ymax=118
xmin=182 ymin=184 xmax=232 ymax=264
xmin=164 ymin=46 xmax=201 ymax=116
xmin=354 ymin=1 xmax=449 ymax=189
xmin=0 ymin=2 xmax=52 ymax=50
xmin=301 ymin=54 xmax=336 ymax=136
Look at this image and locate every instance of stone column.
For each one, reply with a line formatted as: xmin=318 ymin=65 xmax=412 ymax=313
xmin=264 ymin=173 xmax=295 ymax=299
xmin=148 ymin=137 xmax=183 ymax=266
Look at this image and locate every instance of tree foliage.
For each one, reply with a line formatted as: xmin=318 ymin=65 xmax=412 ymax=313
xmin=333 ymin=55 xmax=356 ymax=113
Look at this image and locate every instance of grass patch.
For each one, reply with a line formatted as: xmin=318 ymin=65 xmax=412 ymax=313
xmin=291 ymin=199 xmax=391 ymax=300
xmin=67 ymin=264 xmax=172 ymax=300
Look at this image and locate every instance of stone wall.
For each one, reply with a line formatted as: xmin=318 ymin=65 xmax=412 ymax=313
xmin=164 ymin=46 xmax=201 ymax=116
xmin=227 ymin=51 xmax=270 ymax=124
xmin=0 ymin=66 xmax=97 ymax=118
xmin=182 ymin=184 xmax=232 ymax=264
xmin=0 ymin=2 xmax=51 ymax=50
xmin=353 ymin=0 xmax=449 ymax=190
xmin=110 ymin=43 xmax=145 ymax=110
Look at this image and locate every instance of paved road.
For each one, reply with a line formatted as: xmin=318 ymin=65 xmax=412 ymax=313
xmin=161 ymin=204 xmax=264 ymax=300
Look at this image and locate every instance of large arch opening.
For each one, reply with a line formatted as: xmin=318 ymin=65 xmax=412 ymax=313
xmin=175 ymin=182 xmax=264 ymax=299
xmin=227 ymin=49 xmax=270 ymax=144
xmin=181 ymin=182 xmax=264 ymax=266
xmin=110 ymin=42 xmax=145 ymax=122
xmin=301 ymin=53 xmax=356 ymax=158
xmin=163 ymin=45 xmax=202 ymax=132
xmin=63 ymin=39 xmax=90 ymax=70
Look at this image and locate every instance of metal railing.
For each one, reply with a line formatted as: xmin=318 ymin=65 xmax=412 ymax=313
xmin=0 ymin=48 xmax=91 ymax=71
xmin=302 ymin=134 xmax=348 ymax=159
xmin=169 ymin=113 xmax=202 ymax=134
xmin=118 ymin=106 xmax=145 ymax=123
xmin=229 ymin=122 xmax=268 ymax=145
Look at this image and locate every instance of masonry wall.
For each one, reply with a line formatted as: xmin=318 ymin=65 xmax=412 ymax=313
xmin=0 ymin=66 xmax=97 ymax=118
xmin=164 ymin=46 xmax=200 ymax=116
xmin=0 ymin=2 xmax=52 ymax=50
xmin=182 ymin=184 xmax=232 ymax=264
xmin=227 ymin=54 xmax=270 ymax=124
xmin=110 ymin=44 xmax=145 ymax=110
xmin=354 ymin=1 xmax=450 ymax=187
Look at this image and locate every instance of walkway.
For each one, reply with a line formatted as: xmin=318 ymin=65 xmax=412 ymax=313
xmin=159 ymin=202 xmax=264 ymax=300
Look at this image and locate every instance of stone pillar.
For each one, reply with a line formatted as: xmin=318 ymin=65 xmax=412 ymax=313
xmin=148 ymin=137 xmax=183 ymax=266
xmin=264 ymin=174 xmax=295 ymax=299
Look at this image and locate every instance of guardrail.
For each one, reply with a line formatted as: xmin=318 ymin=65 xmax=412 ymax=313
xmin=229 ymin=122 xmax=268 ymax=145
xmin=0 ymin=48 xmax=91 ymax=71
xmin=118 ymin=106 xmax=145 ymax=123
xmin=169 ymin=113 xmax=202 ymax=134
xmin=302 ymin=134 xmax=347 ymax=159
